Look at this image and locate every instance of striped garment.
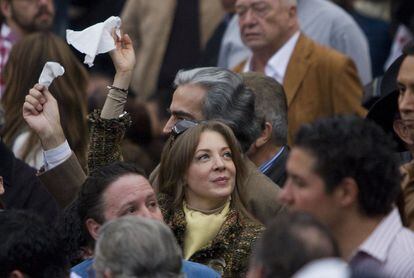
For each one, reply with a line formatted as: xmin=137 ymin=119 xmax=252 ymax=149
xmin=0 ymin=23 xmax=17 ymax=98
xmin=350 ymin=209 xmax=414 ymax=278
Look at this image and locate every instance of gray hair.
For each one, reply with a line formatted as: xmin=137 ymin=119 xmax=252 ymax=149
xmin=174 ymin=67 xmax=261 ymax=152
xmin=94 ymin=216 xmax=183 ymax=278
xmin=241 ymin=72 xmax=288 ymax=145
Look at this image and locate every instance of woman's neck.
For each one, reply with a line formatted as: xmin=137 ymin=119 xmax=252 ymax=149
xmin=184 ymin=195 xmax=230 ymax=215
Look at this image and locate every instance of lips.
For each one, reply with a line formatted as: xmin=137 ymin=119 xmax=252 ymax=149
xmin=212 ymin=176 xmax=229 ymax=186
xmin=243 ymin=33 xmax=261 ymax=39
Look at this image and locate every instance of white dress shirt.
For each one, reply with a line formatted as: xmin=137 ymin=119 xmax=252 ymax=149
xmin=243 ymin=31 xmax=300 ymax=84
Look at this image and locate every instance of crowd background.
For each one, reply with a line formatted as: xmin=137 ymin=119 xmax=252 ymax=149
xmin=1 ymin=0 xmax=414 ymax=277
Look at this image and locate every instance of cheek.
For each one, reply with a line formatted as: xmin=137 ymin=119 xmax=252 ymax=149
xmin=153 ymin=208 xmax=164 ymax=221
xmin=293 ymin=189 xmax=318 ymax=209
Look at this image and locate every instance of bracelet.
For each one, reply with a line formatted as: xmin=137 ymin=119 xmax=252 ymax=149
xmin=107 ymin=85 xmax=128 ymax=93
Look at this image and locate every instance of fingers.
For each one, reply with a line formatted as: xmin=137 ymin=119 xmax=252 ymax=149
xmin=123 ymin=34 xmax=132 ymax=47
xmin=23 ymin=85 xmax=49 ymax=115
xmin=33 ymin=83 xmax=45 ymax=92
xmin=23 ymin=101 xmax=40 ymax=116
xmin=25 ymin=93 xmax=44 ymax=113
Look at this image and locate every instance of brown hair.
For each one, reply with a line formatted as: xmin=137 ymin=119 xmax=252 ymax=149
xmin=1 ymin=32 xmax=89 ymax=168
xmin=159 ymin=121 xmax=254 ymax=220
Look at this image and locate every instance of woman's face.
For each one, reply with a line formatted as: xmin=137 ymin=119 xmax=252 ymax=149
xmin=185 ymin=130 xmax=236 ymax=210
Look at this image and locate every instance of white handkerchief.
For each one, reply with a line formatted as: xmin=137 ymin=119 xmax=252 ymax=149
xmin=66 ymin=16 xmax=121 ymax=67
xmin=38 ymin=62 xmax=65 ymax=87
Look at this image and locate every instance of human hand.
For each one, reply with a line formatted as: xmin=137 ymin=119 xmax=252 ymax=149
xmin=110 ymin=31 xmax=136 ymax=74
xmin=22 ymin=84 xmax=66 ymax=150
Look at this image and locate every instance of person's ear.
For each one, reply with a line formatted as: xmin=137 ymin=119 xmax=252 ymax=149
xmin=254 ymin=122 xmax=272 ymax=148
xmin=393 ymin=119 xmax=414 ymax=145
xmin=0 ymin=1 xmax=11 ymax=19
xmin=335 ymin=177 xmax=358 ymax=208
xmin=85 ymin=218 xmax=101 ymax=240
xmin=9 ymin=270 xmax=25 ymax=278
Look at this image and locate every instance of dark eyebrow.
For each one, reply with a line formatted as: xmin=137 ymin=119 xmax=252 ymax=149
xmin=118 ymin=201 xmax=136 ymax=214
xmin=167 ymin=108 xmax=195 ymax=119
xmin=397 ymin=82 xmax=405 ymax=88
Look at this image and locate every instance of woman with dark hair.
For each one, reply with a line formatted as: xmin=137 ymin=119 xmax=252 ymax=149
xmin=158 ymin=120 xmax=263 ymax=277
xmin=1 ymin=32 xmax=89 ymax=169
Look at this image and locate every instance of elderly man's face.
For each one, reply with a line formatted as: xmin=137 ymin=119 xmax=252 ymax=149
xmin=4 ymin=0 xmax=54 ymax=34
xmin=235 ymin=0 xmax=294 ymax=53
xmin=397 ymin=56 xmax=414 ymax=140
xmin=163 ymin=84 xmax=207 ymax=135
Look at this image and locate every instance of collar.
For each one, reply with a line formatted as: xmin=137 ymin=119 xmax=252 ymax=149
xmin=1 ymin=23 xmax=18 ymax=43
xmin=352 ymin=209 xmax=402 ymax=263
xmin=243 ymin=31 xmax=300 ymax=84
xmin=259 ymin=146 xmax=286 ymax=174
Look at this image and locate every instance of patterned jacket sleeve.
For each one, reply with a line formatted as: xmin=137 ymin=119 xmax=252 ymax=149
xmin=87 ymin=110 xmax=131 ymax=172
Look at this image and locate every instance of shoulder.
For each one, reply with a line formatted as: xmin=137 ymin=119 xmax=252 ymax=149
xmin=182 ymin=260 xmax=221 ymax=278
xmin=71 ymin=258 xmax=94 ymax=278
xmin=302 ymin=37 xmax=356 ymax=74
xmin=238 ymin=217 xmax=264 ymax=242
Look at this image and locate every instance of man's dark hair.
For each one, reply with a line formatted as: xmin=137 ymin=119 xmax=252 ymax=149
xmin=294 ymin=116 xmax=401 ymax=216
xmin=251 ymin=212 xmax=339 ymax=278
xmin=0 ymin=210 xmax=68 ymax=277
xmin=241 ymin=72 xmax=288 ymax=146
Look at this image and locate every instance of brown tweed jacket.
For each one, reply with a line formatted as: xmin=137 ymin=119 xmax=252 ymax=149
xmin=158 ymin=194 xmax=264 ymax=277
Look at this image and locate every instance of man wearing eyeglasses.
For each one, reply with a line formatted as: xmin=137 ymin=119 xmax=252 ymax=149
xmin=0 ymin=0 xmax=54 ymax=96
xmin=233 ymin=0 xmax=366 ymax=143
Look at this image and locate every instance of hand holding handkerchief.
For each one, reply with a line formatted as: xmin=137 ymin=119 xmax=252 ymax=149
xmin=66 ymin=16 xmax=121 ymax=67
xmin=38 ymin=62 xmax=65 ymax=88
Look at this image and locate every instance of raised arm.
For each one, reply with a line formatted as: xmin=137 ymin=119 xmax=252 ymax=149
xmin=22 ymin=84 xmax=65 ymax=151
xmin=23 ymin=84 xmax=86 ymax=208
xmin=88 ymin=32 xmax=135 ymax=170
xmin=100 ymin=33 xmax=136 ymax=119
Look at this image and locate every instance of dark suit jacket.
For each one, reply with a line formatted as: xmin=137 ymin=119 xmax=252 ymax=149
xmin=0 ymin=141 xmax=59 ymax=221
xmin=235 ymin=34 xmax=367 ymax=143
xmin=262 ymin=146 xmax=289 ymax=187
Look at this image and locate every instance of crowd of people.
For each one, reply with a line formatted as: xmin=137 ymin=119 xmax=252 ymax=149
xmin=1 ymin=0 xmax=414 ymax=277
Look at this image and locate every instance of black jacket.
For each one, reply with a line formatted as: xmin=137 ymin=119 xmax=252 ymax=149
xmin=0 ymin=140 xmax=59 ymax=221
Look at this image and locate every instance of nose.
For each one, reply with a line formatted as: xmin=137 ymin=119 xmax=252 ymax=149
xmin=136 ymin=206 xmax=153 ymax=219
xmin=242 ymin=8 xmax=258 ymax=27
xmin=213 ymin=156 xmax=225 ymax=171
xmin=279 ymin=180 xmax=294 ymax=206
xmin=399 ymin=90 xmax=414 ymax=115
xmin=162 ymin=117 xmax=176 ymax=135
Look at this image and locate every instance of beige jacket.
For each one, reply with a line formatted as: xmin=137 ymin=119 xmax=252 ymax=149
xmin=121 ymin=0 xmax=224 ymax=100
